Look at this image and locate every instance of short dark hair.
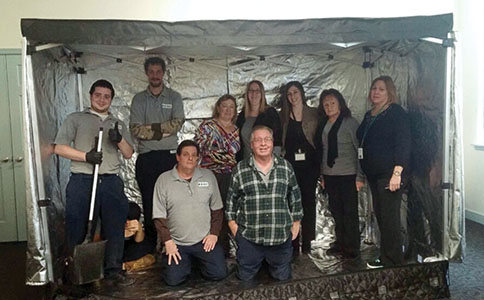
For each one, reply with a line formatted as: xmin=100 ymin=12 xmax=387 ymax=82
xmin=144 ymin=57 xmax=166 ymax=73
xmin=176 ymin=140 xmax=200 ymax=156
xmin=89 ymin=79 xmax=115 ymax=98
xmin=318 ymin=88 xmax=352 ymax=118
xmin=127 ymin=202 xmax=141 ymax=220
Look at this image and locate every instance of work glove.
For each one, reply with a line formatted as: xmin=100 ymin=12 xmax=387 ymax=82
xmin=85 ymin=147 xmax=103 ymax=165
xmin=108 ymin=121 xmax=123 ymax=144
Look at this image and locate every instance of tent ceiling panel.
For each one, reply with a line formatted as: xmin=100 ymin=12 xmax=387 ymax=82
xmin=22 ymin=14 xmax=452 ymax=57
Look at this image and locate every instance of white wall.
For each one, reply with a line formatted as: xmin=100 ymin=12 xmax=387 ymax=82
xmin=454 ymin=0 xmax=484 ymax=224
xmin=2 ymin=0 xmax=482 ymax=223
xmin=1 ymin=0 xmax=452 ymax=48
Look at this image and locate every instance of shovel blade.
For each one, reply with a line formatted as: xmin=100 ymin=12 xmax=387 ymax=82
xmin=69 ymin=240 xmax=107 ymax=285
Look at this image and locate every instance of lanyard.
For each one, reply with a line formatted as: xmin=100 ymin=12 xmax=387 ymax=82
xmin=359 ymin=103 xmax=389 ymax=147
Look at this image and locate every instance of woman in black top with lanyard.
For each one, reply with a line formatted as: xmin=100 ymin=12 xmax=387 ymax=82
xmin=236 ymin=80 xmax=282 ymax=161
xmin=280 ymin=81 xmax=320 ymax=255
xmin=356 ymin=76 xmax=411 ymax=268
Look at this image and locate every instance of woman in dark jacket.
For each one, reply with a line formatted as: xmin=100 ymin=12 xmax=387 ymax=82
xmin=280 ymin=81 xmax=319 ymax=254
xmin=356 ymin=75 xmax=411 ymax=268
xmin=315 ymin=88 xmax=364 ymax=259
xmin=236 ymin=80 xmax=282 ymax=161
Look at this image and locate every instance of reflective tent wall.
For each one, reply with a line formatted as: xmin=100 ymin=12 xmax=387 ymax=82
xmin=21 ymin=15 xmax=462 ymax=284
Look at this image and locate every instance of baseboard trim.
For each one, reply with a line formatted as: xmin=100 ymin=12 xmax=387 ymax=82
xmin=465 ymin=209 xmax=484 ymax=225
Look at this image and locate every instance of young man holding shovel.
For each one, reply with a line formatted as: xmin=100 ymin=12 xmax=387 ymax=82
xmin=54 ymin=79 xmax=135 ymax=285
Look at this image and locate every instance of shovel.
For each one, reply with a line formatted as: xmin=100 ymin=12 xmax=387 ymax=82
xmin=69 ymin=127 xmax=107 ymax=285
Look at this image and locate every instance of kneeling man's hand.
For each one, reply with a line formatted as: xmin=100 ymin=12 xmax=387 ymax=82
xmin=165 ymin=240 xmax=181 ymax=265
xmin=291 ymin=221 xmax=301 ymax=241
xmin=228 ymin=220 xmax=238 ymax=237
xmin=202 ymin=234 xmax=218 ymax=252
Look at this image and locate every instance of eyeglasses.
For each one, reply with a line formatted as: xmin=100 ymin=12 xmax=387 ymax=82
xmin=252 ymin=137 xmax=273 ymax=144
xmin=248 ymin=89 xmax=261 ymax=94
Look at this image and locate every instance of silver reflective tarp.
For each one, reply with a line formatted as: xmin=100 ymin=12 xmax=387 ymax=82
xmin=21 ymin=15 xmax=462 ymax=285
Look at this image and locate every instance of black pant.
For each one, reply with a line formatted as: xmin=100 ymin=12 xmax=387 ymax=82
xmin=292 ymin=163 xmax=318 ymax=253
xmin=367 ymin=176 xmax=404 ymax=265
xmin=324 ymin=174 xmax=360 ymax=256
xmin=123 ymin=237 xmax=154 ymax=262
xmin=214 ymin=172 xmax=231 ymax=256
xmin=135 ymin=150 xmax=177 ymax=246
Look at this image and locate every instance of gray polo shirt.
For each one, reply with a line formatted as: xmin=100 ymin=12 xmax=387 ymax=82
xmin=152 ymin=167 xmax=223 ymax=246
xmin=321 ymin=117 xmax=364 ymax=181
xmin=130 ymin=87 xmax=184 ymax=153
xmin=54 ymin=109 xmax=134 ymax=175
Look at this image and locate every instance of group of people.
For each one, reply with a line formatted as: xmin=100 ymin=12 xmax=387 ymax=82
xmin=54 ymin=56 xmax=410 ymax=287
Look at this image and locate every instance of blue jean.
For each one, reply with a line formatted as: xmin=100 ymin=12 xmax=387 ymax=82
xmin=235 ymin=232 xmax=292 ymax=281
xmin=161 ymin=241 xmax=227 ymax=286
xmin=65 ymin=173 xmax=129 ymax=276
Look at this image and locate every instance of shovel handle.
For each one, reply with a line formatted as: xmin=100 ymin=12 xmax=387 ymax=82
xmin=88 ymin=128 xmax=103 ymax=222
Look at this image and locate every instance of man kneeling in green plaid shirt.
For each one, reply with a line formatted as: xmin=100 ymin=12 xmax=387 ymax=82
xmin=226 ymin=125 xmax=303 ymax=282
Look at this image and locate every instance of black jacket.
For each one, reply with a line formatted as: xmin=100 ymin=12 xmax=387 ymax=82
xmin=356 ymin=103 xmax=411 ymax=179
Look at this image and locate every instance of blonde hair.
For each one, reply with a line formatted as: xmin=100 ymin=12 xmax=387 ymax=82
xmin=243 ymin=80 xmax=267 ymax=117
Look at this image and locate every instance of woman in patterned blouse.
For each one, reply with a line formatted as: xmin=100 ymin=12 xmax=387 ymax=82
xmin=195 ymin=94 xmax=241 ymax=256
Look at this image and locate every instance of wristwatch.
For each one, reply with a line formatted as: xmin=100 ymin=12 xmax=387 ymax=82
xmin=393 ymin=170 xmax=402 ymax=176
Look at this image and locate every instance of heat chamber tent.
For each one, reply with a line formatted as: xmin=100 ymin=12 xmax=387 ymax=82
xmin=20 ymin=14 xmax=462 ymax=285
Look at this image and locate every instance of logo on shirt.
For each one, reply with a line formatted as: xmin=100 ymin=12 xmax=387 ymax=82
xmin=162 ymin=103 xmax=172 ymax=109
xmin=198 ymin=182 xmax=209 ymax=188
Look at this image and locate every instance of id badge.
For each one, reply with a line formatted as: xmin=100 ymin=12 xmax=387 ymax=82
xmin=358 ymin=147 xmax=364 ymax=160
xmin=295 ymin=152 xmax=306 ymax=161
xmin=198 ymin=181 xmax=209 ymax=188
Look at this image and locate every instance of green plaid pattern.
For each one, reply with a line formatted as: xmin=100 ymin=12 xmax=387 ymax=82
xmin=226 ymin=155 xmax=303 ymax=246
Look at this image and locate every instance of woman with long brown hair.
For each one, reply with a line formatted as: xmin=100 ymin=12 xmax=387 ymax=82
xmin=280 ymin=81 xmax=319 ymax=255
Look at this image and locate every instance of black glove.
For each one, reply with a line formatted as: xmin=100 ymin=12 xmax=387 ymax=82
xmin=151 ymin=123 xmax=163 ymax=140
xmin=108 ymin=121 xmax=122 ymax=144
xmin=85 ymin=147 xmax=103 ymax=165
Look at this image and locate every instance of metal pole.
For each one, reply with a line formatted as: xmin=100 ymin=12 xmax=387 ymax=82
xmin=363 ymin=51 xmax=374 ymax=245
xmin=22 ymin=37 xmax=54 ymax=283
xmin=442 ymin=32 xmax=455 ymax=259
xmin=77 ymin=73 xmax=84 ymax=111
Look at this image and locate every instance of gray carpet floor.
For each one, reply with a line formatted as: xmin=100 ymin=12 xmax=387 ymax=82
xmin=448 ymin=219 xmax=484 ymax=300
xmin=0 ymin=219 xmax=482 ymax=299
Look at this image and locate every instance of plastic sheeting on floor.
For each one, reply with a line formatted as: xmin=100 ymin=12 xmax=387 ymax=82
xmin=54 ymin=250 xmax=450 ymax=299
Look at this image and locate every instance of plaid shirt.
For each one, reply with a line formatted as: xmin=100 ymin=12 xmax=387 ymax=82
xmin=226 ymin=155 xmax=303 ymax=246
